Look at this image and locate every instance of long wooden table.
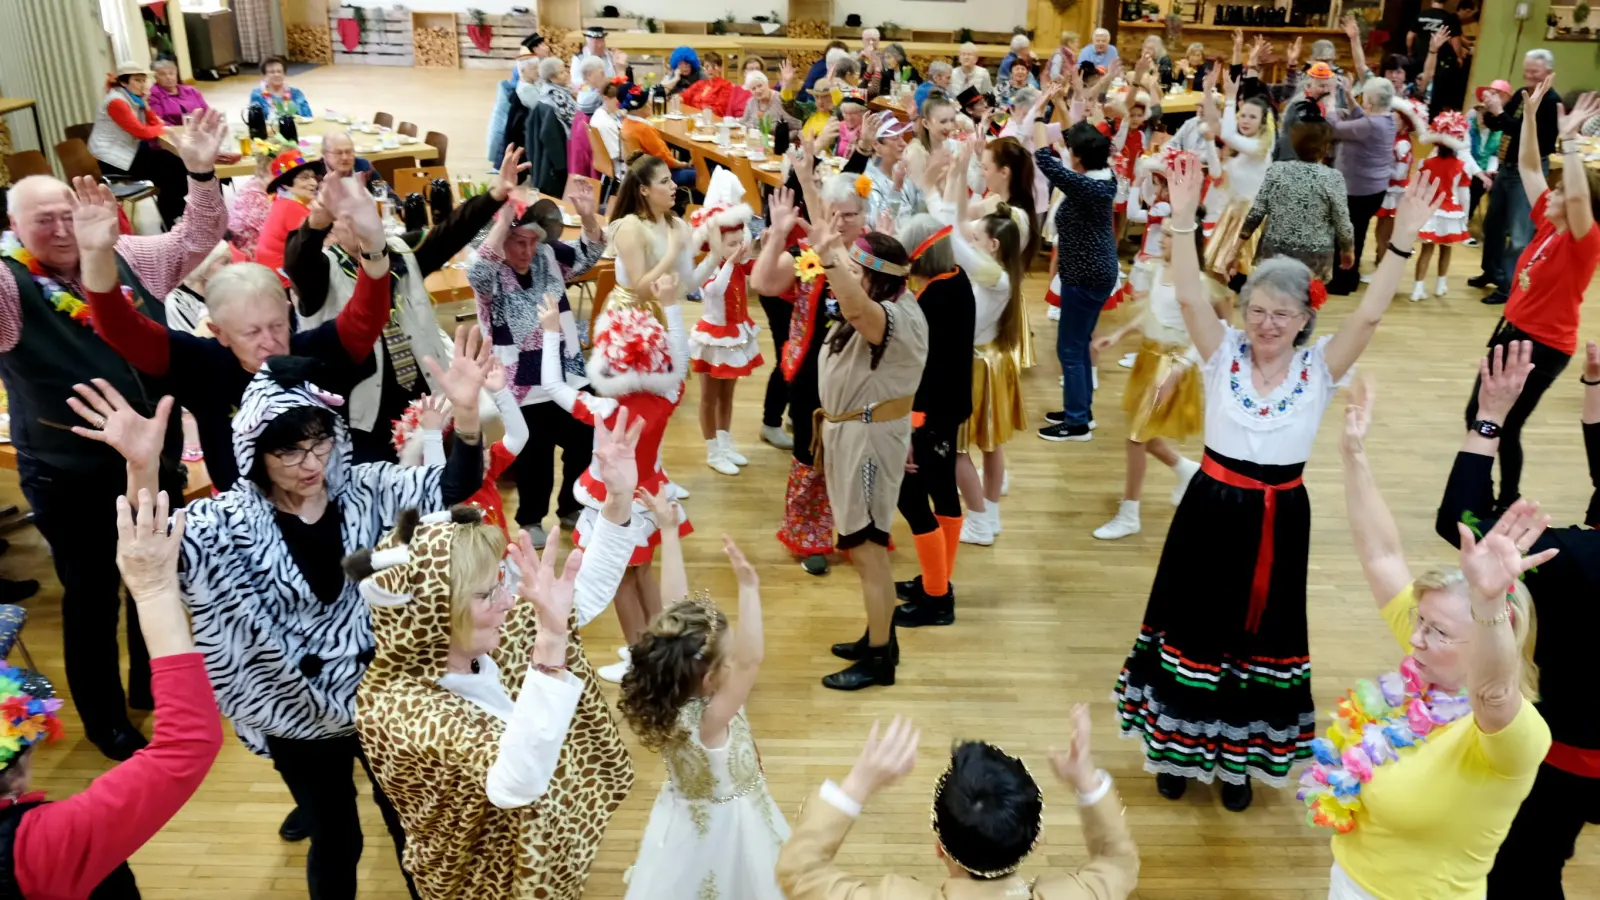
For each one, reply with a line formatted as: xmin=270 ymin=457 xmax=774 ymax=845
xmin=650 ymin=114 xmax=789 ymax=191
xmin=165 ymin=116 xmax=440 ymax=180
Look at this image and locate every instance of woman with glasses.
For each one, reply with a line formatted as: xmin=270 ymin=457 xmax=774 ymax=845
xmin=1325 ymin=369 xmax=1549 ymax=900
xmin=1113 ymin=154 xmax=1443 ymax=813
xmin=67 ymin=332 xmax=493 ymax=899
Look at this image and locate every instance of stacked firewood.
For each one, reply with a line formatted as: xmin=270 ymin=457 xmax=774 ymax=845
xmin=788 ymin=19 xmax=830 ymax=38
xmin=413 ymin=26 xmax=458 ymax=67
xmin=287 ymin=24 xmax=333 ymax=64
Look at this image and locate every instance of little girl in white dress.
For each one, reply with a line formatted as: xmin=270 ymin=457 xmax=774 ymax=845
xmin=617 ymin=492 xmax=787 ymax=900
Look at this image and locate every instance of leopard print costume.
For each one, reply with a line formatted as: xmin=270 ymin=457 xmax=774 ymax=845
xmin=354 ymin=509 xmax=634 ymax=899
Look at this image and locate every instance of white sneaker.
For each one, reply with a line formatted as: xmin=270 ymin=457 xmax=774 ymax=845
xmin=617 ymin=647 xmax=631 ymax=661
xmin=597 ymin=658 xmax=631 ymax=683
xmin=1093 ymin=500 xmax=1142 ymax=540
xmin=706 ymin=441 xmax=740 ymax=475
xmin=1409 ymin=280 xmax=1428 ymax=302
xmin=989 ymin=503 xmax=1002 ymax=535
xmin=1171 ymin=457 xmax=1200 ymax=506
xmin=760 ymin=423 xmax=794 ymax=450
xmin=718 ymin=431 xmax=749 ymax=466
xmin=1359 ymin=273 xmax=1373 ymax=284
xmin=1000 ymin=471 xmax=1010 ymax=496
xmin=1046 ymin=305 xmax=1061 ymax=321
xmin=959 ymin=510 xmax=995 ymax=545
xmin=1435 ymin=276 xmax=1449 ymax=297
xmin=1118 ymin=352 xmax=1136 ymax=369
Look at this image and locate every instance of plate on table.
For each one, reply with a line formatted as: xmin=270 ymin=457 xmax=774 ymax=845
xmin=295 ymin=116 xmax=314 ymax=124
xmin=358 ymin=125 xmax=379 ymax=134
xmin=689 ymin=133 xmax=718 ymax=142
xmin=757 ymin=160 xmax=784 ymax=172
xmin=399 ymin=135 xmax=420 ymax=144
xmin=665 ymin=113 xmax=690 ymax=120
xmin=562 ymin=213 xmax=582 ymax=226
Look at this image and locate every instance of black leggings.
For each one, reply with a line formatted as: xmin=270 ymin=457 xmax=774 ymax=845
xmin=512 ymin=398 xmax=594 ymax=524
xmin=1329 ymin=190 xmax=1387 ymax=294
xmin=1463 ymin=319 xmax=1572 ymax=507
xmin=1487 ymin=762 xmax=1600 ymax=898
xmin=101 ymin=143 xmax=188 ymax=228
xmin=759 ymin=294 xmax=792 ymax=428
xmin=896 ymin=421 xmax=961 ymax=535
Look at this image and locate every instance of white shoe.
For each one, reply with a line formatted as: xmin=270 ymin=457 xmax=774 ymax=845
xmin=988 ymin=503 xmax=1002 ymax=535
xmin=1058 ymin=374 xmax=1064 ymax=387
xmin=1046 ymin=305 xmax=1060 ymax=321
xmin=717 ymin=430 xmax=749 ymax=466
xmin=959 ymin=510 xmax=995 ymax=545
xmin=1359 ymin=273 xmax=1373 ymax=284
xmin=1171 ymin=457 xmax=1200 ymax=506
xmin=1000 ymin=471 xmax=1010 ymax=496
xmin=760 ymin=423 xmax=794 ymax=450
xmin=1118 ymin=352 xmax=1136 ymax=369
xmin=1093 ymin=500 xmax=1142 ymax=540
xmin=597 ymin=658 xmax=631 ymax=683
xmin=616 ymin=647 xmax=631 ymax=661
xmin=706 ymin=441 xmax=740 ymax=475
xmin=1409 ymin=280 xmax=1428 ymax=302
xmin=1435 ymin=276 xmax=1449 ymax=297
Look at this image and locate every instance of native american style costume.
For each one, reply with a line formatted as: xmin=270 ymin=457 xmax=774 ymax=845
xmin=1416 ymin=112 xmax=1480 ymax=246
xmin=688 ymin=171 xmax=764 ymax=380
xmin=1114 ymin=309 xmax=1339 ymax=788
xmin=776 ymin=235 xmax=839 ymax=561
xmin=353 ymin=503 xmax=635 ymax=900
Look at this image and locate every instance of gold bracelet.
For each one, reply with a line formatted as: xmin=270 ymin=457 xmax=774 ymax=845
xmin=1471 ymin=599 xmax=1512 ymax=627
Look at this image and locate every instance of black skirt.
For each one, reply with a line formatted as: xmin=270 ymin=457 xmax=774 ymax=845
xmin=1114 ymin=448 xmax=1316 ymax=787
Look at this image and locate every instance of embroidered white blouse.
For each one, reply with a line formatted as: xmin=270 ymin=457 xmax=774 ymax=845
xmin=1201 ymin=324 xmax=1337 ymax=466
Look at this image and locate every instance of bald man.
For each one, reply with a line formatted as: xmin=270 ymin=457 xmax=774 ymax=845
xmin=0 ymin=108 xmax=229 ymax=761
xmin=319 ymin=132 xmax=372 ymax=180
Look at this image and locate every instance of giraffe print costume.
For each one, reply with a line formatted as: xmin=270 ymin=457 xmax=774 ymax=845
xmin=353 ymin=507 xmax=635 ymax=899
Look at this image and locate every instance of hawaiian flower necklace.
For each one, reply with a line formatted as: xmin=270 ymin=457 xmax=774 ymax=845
xmin=0 ymin=232 xmax=96 ymax=327
xmin=1296 ymin=655 xmax=1471 ymax=833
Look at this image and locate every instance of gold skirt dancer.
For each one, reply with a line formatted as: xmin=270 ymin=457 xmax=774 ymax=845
xmin=1122 ymin=339 xmax=1203 ymax=443
xmin=1204 ymin=197 xmax=1261 ymax=279
xmin=957 ymin=342 xmax=1027 ymax=453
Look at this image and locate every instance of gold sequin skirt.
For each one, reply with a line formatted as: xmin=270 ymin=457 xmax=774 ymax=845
xmin=957 ymin=342 xmax=1027 ymax=454
xmin=1122 ymin=339 xmax=1203 ymax=443
xmin=1203 ymin=197 xmax=1260 ymax=279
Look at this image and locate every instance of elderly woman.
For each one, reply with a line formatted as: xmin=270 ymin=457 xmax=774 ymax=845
xmin=952 ymin=43 xmax=994 ymax=97
xmin=77 ymin=320 xmax=491 ymax=897
xmin=1333 ymin=369 xmax=1550 ymax=900
xmin=996 ymin=58 xmax=1038 ymax=110
xmin=859 ymin=114 xmax=921 ymax=225
xmin=681 ymin=51 xmax=735 ymax=117
xmin=350 ymin=412 xmax=639 ymax=899
xmin=469 ymin=185 xmax=606 ymax=549
xmin=497 ymin=56 xmax=540 ymax=160
xmin=1327 ymin=77 xmax=1401 ymax=294
xmin=1239 ymin=105 xmax=1354 ymax=281
xmin=740 ymin=70 xmax=801 ymax=132
xmin=1114 ymin=155 xmax=1441 ymax=812
xmin=1139 ymin=35 xmax=1176 ymax=88
xmin=145 ymin=59 xmax=208 ymax=126
xmin=86 ymin=64 xmax=189 ymax=227
xmin=1173 ymin=42 xmax=1211 ymax=89
xmin=519 ymin=56 xmax=579 ymax=133
xmin=661 ymin=46 xmax=703 ymax=97
xmin=576 ymin=55 xmax=610 ymax=117
xmin=249 ymin=56 xmax=312 ymax=119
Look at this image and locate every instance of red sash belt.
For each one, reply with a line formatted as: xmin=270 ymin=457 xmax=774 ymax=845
xmin=1547 ymin=741 xmax=1600 ymax=779
xmin=1201 ymin=454 xmax=1304 ymax=634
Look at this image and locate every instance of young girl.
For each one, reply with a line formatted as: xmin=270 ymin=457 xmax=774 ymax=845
xmin=1374 ymin=98 xmax=1430 ymax=269
xmin=1110 ymin=156 xmax=1172 ymax=311
xmin=1090 ymin=185 xmax=1223 ymax=540
xmin=688 ymin=169 xmax=763 ymax=476
xmin=618 ymin=498 xmax=787 ymax=900
xmin=1411 ymin=111 xmax=1478 ymax=301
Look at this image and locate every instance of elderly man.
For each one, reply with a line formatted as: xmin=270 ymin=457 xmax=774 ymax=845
xmin=1272 ymin=61 xmax=1339 ymax=160
xmin=1079 ymin=28 xmax=1119 ymax=68
xmin=569 ymin=26 xmax=624 ymax=89
xmin=859 ymin=27 xmax=882 ymax=66
xmin=802 ymin=40 xmax=849 ymax=93
xmin=914 ymin=61 xmax=952 ymax=113
xmin=949 ymin=43 xmax=994 ymax=98
xmin=998 ymin=34 xmax=1034 ymax=86
xmin=489 ymin=37 xmax=548 ymax=168
xmin=0 ymin=108 xmax=227 ymax=760
xmin=320 ymin=131 xmax=372 ymax=179
xmin=1473 ymin=49 xmax=1559 ymax=305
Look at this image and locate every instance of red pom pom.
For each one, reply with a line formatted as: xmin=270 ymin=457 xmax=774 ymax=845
xmin=1308 ymin=279 xmax=1328 ymax=311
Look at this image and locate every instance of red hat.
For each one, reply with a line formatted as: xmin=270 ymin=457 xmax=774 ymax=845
xmin=587 ymin=305 xmax=679 ymax=396
xmin=1427 ymin=110 xmax=1469 ymax=151
xmin=1475 ymin=80 xmax=1513 ymax=104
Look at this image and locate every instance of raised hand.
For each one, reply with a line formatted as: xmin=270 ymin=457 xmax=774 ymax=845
xmin=569 ymin=177 xmax=598 ymax=222
xmin=1559 ymin=90 xmax=1600 ymax=138
xmin=484 ymin=357 xmax=508 ymax=394
xmin=425 ymin=324 xmax=492 ymax=421
xmin=318 ymin=172 xmax=384 ymax=251
xmin=1248 ymin=35 xmax=1269 ymax=70
xmin=491 ymin=146 xmax=531 ymax=201
xmin=636 ymin=483 xmax=677 ymax=524
xmin=817 ymin=118 xmax=841 ymax=157
xmin=592 ymin=405 xmax=645 ymax=501
xmin=875 ymin=209 xmax=896 ymax=236
xmin=1222 ymin=65 xmax=1238 ymax=100
xmin=506 ymin=526 xmax=581 ymax=643
xmin=1341 ymin=14 xmax=1361 ymax=42
xmin=114 ymin=488 xmax=186 ymax=602
xmin=1390 ymin=172 xmax=1445 ymax=245
xmin=69 ymin=379 xmax=173 ymax=470
xmin=1287 ymin=36 xmax=1303 ymax=69
xmin=1166 ymin=150 xmax=1204 ymax=224
xmin=769 ymin=186 xmax=800 ymax=237
xmin=418 ymin=393 xmax=452 ymax=431
xmin=69 ymin=176 xmax=121 ymax=254
xmin=1048 ymin=703 xmax=1100 ymax=794
xmin=1428 ymin=27 xmax=1451 ymax=55
xmin=174 ymin=107 xmax=229 ymax=173
xmin=1233 ymin=27 xmax=1244 ymax=52
xmin=1203 ymin=60 xmax=1222 ymax=95
xmin=723 ymin=534 xmax=758 ymax=591
xmin=1476 ymin=341 xmax=1534 ymax=423
xmin=780 ymin=57 xmax=796 ymax=87
xmin=1341 ymin=374 xmax=1373 ymax=458
xmin=1457 ymin=499 xmax=1559 ymax=601
xmin=842 ymin=717 xmax=920 ymax=802
xmin=539 ymin=293 xmax=562 ymax=332
xmin=809 ymin=213 xmax=844 ymax=262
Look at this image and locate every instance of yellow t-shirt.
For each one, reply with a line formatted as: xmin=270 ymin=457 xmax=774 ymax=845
xmin=1330 ymin=585 xmax=1551 ymax=900
xmin=801 ymin=110 xmax=833 ymax=143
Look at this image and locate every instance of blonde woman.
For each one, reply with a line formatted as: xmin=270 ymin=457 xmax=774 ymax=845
xmin=1325 ymin=367 xmax=1551 ymax=900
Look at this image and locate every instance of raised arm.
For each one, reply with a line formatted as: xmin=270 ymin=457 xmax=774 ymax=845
xmin=1324 ymin=173 xmax=1443 ymax=381
xmin=470 ymin=206 xmax=516 ymax=328
xmin=1437 ymin=343 xmax=1534 ymax=546
xmin=1342 ymin=16 xmax=1369 ymax=82
xmin=572 ymin=406 xmax=641 ymax=627
xmin=698 ymin=537 xmax=764 ymax=749
xmin=74 ymin=178 xmax=175 ymax=376
xmin=751 ymin=186 xmax=802 ymax=296
xmin=1520 ymin=78 xmax=1555 ymax=204
xmin=540 ymin=299 xmax=617 ymax=424
xmin=1557 ymin=89 xmax=1600 ymax=239
xmin=1339 ymin=378 xmax=1413 ymax=607
xmin=813 ymin=213 xmax=887 ymax=344
xmin=116 ymin=109 xmax=230 ymax=299
xmin=1164 ymin=152 xmax=1225 ymax=362
xmin=1416 ymin=29 xmax=1447 ymax=95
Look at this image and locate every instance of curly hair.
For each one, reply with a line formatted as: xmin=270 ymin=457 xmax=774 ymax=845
xmin=617 ymin=599 xmax=728 ymax=752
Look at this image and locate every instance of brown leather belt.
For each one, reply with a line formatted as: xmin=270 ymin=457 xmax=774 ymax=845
xmin=809 ymin=394 xmax=917 ymax=468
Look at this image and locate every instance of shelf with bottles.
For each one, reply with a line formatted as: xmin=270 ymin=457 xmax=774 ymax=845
xmin=1546 ymin=4 xmax=1600 ymax=41
xmin=1117 ymin=0 xmax=1354 ymax=28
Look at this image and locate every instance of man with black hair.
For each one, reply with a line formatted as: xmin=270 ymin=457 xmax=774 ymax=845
xmin=777 ymin=706 xmax=1139 ymax=898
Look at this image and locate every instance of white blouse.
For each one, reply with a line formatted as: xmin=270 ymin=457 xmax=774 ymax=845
xmin=1137 ymin=274 xmax=1192 ymax=348
xmin=1201 ymin=325 xmax=1336 ymax=466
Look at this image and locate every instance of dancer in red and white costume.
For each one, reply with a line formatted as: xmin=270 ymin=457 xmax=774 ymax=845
xmin=1411 ymin=110 xmax=1479 ymax=301
xmin=688 ymin=168 xmax=763 ymax=476
xmin=1109 ymin=149 xmax=1175 ymax=312
xmin=1374 ymin=98 xmax=1430 ymax=268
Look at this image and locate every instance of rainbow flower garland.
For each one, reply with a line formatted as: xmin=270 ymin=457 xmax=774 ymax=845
xmin=1296 ymin=656 xmax=1471 ymax=833
xmin=0 ymin=661 xmax=62 ymax=766
xmin=0 ymin=232 xmax=94 ymax=327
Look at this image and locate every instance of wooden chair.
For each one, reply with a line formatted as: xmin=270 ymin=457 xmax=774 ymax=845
xmin=397 ymin=121 xmax=420 ymax=138
xmin=723 ymin=154 xmax=764 ymax=217
xmin=423 ymin=130 xmax=449 ymax=166
xmin=373 ymin=111 xmax=395 ymax=129
xmin=391 ymin=165 xmax=450 ymax=201
xmin=4 ymin=150 xmax=51 ymax=180
xmin=587 ymin=124 xmax=617 ymax=206
xmin=370 ymin=155 xmax=418 ymax=189
xmin=63 ymin=123 xmax=93 ymax=144
xmin=54 ymin=139 xmax=157 ymax=209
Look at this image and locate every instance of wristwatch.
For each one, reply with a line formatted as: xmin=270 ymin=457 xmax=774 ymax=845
xmin=360 ymin=245 xmax=390 ymax=261
xmin=1470 ymin=419 xmax=1502 ymax=439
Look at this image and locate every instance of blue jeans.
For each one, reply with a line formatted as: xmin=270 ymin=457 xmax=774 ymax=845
xmin=1055 ymin=283 xmax=1108 ymax=426
xmin=1480 ymin=164 xmax=1544 ymax=285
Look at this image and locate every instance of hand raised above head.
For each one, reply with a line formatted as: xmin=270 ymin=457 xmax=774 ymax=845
xmin=69 ymin=379 xmax=173 ymax=470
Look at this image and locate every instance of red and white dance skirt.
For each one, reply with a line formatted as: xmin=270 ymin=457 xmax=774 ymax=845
xmin=689 ymin=319 xmax=764 ymax=378
xmin=1376 ymin=183 xmax=1405 ymax=217
xmin=1418 ymin=210 xmax=1471 ymax=245
xmin=572 ymin=480 xmax=693 ymax=566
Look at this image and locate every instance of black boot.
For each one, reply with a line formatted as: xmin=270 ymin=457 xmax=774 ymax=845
xmin=895 ymin=575 xmax=922 ymax=600
xmin=279 ymin=806 xmax=311 ymax=842
xmin=822 ymin=636 xmax=897 ymax=690
xmin=1221 ymin=777 xmax=1253 ymax=812
xmin=831 ymin=629 xmax=900 ymax=664
xmin=894 ymin=584 xmax=955 ymax=627
xmin=1156 ymin=772 xmax=1188 ymax=800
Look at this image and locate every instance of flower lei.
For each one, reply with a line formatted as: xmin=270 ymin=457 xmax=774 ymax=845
xmin=1 ymin=232 xmax=96 ymax=327
xmin=1296 ymin=655 xmax=1471 ymax=833
xmin=0 ymin=661 xmax=62 ymax=766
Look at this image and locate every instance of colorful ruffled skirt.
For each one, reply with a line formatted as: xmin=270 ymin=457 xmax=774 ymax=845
xmin=776 ymin=459 xmax=834 ymax=557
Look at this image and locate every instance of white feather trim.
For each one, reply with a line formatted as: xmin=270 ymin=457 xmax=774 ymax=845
xmin=1390 ymin=97 xmax=1428 ymax=134
xmin=1425 ymin=132 xmax=1467 ymax=151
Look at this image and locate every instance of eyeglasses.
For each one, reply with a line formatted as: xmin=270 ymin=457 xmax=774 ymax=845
xmin=1408 ymin=607 xmax=1464 ymax=645
xmin=1243 ymin=306 xmax=1308 ymax=326
xmin=473 ymin=563 xmax=516 ymax=607
xmin=269 ymin=438 xmax=335 ymax=469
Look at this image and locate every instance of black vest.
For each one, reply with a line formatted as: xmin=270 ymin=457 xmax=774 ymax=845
xmin=0 ymin=256 xmax=183 ymax=474
xmin=0 ymin=799 xmax=140 ymax=899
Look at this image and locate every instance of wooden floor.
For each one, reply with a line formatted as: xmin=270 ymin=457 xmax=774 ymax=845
xmin=19 ymin=65 xmax=1600 ymax=898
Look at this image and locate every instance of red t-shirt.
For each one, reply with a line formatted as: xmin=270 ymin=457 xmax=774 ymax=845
xmin=1504 ymin=191 xmax=1600 ymax=355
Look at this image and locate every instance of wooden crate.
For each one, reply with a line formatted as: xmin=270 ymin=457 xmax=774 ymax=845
xmin=330 ymin=6 xmax=415 ymax=67
xmin=413 ymin=11 xmax=459 ymax=68
xmin=457 ymin=11 xmax=540 ymax=68
xmin=287 ymin=24 xmax=333 ymax=64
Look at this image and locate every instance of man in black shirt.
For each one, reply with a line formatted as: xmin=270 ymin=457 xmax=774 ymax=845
xmin=1471 ymin=49 xmax=1559 ymax=305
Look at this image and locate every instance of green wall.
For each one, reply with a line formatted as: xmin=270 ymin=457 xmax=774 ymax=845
xmin=1471 ymin=0 xmax=1600 ymax=89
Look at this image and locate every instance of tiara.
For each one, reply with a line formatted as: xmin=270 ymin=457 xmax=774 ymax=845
xmin=929 ymin=741 xmax=1044 ymax=879
xmin=849 ymin=241 xmax=910 ymax=277
xmin=687 ymin=590 xmax=723 ymax=660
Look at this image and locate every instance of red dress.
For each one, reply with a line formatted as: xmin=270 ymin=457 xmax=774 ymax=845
xmin=1416 ymin=154 xmax=1473 ymax=245
xmin=690 ymin=258 xmax=764 ymax=378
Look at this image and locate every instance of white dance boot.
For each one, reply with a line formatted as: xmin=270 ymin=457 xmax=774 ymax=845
xmin=718 ymin=430 xmax=748 ymax=466
xmin=597 ymin=647 xmax=632 ymax=683
xmin=1171 ymin=456 xmax=1200 ymax=506
xmin=1093 ymin=500 xmax=1142 ymax=540
xmin=1118 ymin=352 xmax=1137 ymax=369
xmin=1409 ymin=280 xmax=1428 ymax=302
xmin=1435 ymin=276 xmax=1449 ymax=296
xmin=960 ymin=505 xmax=997 ymax=545
xmin=760 ymin=423 xmax=794 ymax=450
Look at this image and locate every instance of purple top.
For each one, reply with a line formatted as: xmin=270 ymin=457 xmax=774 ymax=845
xmin=146 ymin=82 xmax=209 ymax=126
xmin=1329 ymin=105 xmax=1397 ymax=197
